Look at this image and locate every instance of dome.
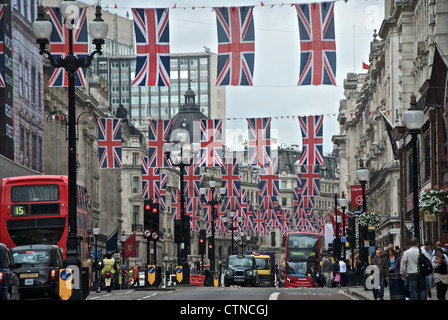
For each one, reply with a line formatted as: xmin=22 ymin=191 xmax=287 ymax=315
xmin=171 ymin=85 xmax=208 ymax=143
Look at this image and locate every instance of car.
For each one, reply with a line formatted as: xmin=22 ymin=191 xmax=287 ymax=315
xmin=11 ymin=244 xmax=64 ymax=299
xmin=224 ymin=254 xmax=259 ymax=287
xmin=0 ymin=243 xmax=20 ymax=300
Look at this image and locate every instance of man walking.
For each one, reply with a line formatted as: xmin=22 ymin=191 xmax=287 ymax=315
xmin=401 ymin=238 xmax=431 ymax=300
xmin=321 ymin=255 xmax=333 ymax=288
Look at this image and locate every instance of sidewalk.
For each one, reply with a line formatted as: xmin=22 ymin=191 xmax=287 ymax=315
xmin=345 ymin=285 xmax=438 ymax=300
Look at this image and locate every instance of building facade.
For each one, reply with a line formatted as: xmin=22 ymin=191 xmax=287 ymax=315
xmin=334 ymin=0 xmax=448 ymax=249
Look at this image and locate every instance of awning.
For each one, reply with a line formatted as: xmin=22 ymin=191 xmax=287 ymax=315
xmin=426 ymin=46 xmax=448 ymax=108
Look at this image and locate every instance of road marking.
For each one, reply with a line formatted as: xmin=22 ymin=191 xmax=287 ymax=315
xmin=338 ymin=289 xmax=358 ymax=300
xmin=269 ymin=292 xmax=280 ymax=300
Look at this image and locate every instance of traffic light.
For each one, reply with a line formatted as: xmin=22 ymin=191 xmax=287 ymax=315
xmin=199 ymin=230 xmax=206 ymax=255
xmin=347 ymin=216 xmax=356 ymax=247
xmin=150 ymin=202 xmax=160 ymax=235
xmin=143 ymin=199 xmax=159 ymax=236
xmin=442 ymin=213 xmax=448 ymax=233
xmin=328 ymin=242 xmax=334 ymax=256
xmin=208 ymin=237 xmax=214 ymax=259
xmin=143 ymin=199 xmax=152 ymax=232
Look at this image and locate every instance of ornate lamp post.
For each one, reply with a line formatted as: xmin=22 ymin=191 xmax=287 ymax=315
xmin=339 ymin=193 xmax=349 ymax=261
xmin=32 ymin=2 xmax=107 ymax=300
xmin=356 ymin=162 xmax=369 ymax=277
xmin=163 ymin=132 xmax=200 ymax=284
xmin=404 ymin=95 xmax=425 ymax=242
xmin=200 ymin=181 xmax=226 ymax=273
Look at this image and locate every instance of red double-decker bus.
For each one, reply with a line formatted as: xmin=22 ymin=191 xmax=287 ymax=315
xmin=0 ymin=175 xmax=90 ymax=265
xmin=284 ymin=232 xmax=321 ymax=288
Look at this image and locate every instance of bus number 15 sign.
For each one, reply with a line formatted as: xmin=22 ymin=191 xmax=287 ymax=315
xmin=11 ymin=205 xmax=28 ymax=217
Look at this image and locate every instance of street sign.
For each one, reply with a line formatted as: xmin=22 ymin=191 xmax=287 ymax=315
xmin=148 ymin=265 xmax=155 ymax=285
xmin=213 ymin=274 xmax=219 ymax=287
xmin=152 ymin=232 xmax=159 ymax=241
xmin=176 ymin=266 xmax=183 ymax=283
xmin=144 ymin=229 xmax=151 ymax=238
xmin=59 ymin=269 xmax=73 ymax=300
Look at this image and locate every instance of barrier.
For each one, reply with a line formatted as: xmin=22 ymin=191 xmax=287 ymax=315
xmin=388 ymin=273 xmax=405 ymax=300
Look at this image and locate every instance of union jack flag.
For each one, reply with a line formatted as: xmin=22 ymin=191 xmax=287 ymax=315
xmin=186 ymin=197 xmax=202 ymax=231
xmin=47 ymin=7 xmax=88 ymax=87
xmin=250 ymin=209 xmax=266 ymax=234
xmin=215 ymin=6 xmax=255 ymax=86
xmin=97 ymin=118 xmax=122 ymax=169
xmin=141 ymin=156 xmax=160 ymax=199
xmin=295 ymin=2 xmax=336 ymax=86
xmin=298 ymin=115 xmax=324 ymax=166
xmin=148 ymin=119 xmax=172 ymax=167
xmin=198 ymin=119 xmax=224 ymax=167
xmin=171 ymin=189 xmax=181 ymax=221
xmin=247 ymin=118 xmax=272 ymax=166
xmin=132 ymin=8 xmax=170 ymax=87
xmin=299 ymin=164 xmax=320 ymax=197
xmin=183 ymin=163 xmax=203 ymax=198
xmin=0 ymin=5 xmax=5 ymax=88
xmin=221 ymin=158 xmax=241 ymax=210
xmin=157 ymin=173 xmax=167 ymax=211
xmin=258 ymin=158 xmax=279 ymax=199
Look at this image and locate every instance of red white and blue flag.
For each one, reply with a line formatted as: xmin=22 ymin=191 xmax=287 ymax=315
xmin=299 ymin=164 xmax=320 ymax=197
xmin=183 ymin=163 xmax=203 ymax=198
xmin=132 ymin=8 xmax=170 ymax=87
xmin=258 ymin=158 xmax=279 ymax=199
xmin=247 ymin=118 xmax=272 ymax=166
xmin=298 ymin=115 xmax=324 ymax=166
xmin=171 ymin=189 xmax=181 ymax=221
xmin=157 ymin=173 xmax=168 ymax=211
xmin=141 ymin=156 xmax=160 ymax=199
xmin=215 ymin=6 xmax=255 ymax=86
xmin=295 ymin=2 xmax=336 ymax=86
xmin=221 ymin=158 xmax=241 ymax=210
xmin=148 ymin=119 xmax=172 ymax=167
xmin=198 ymin=119 xmax=224 ymax=167
xmin=97 ymin=118 xmax=122 ymax=169
xmin=0 ymin=5 xmax=5 ymax=88
xmin=47 ymin=7 xmax=88 ymax=87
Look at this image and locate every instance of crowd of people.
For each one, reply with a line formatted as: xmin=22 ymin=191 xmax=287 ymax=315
xmin=318 ymin=239 xmax=448 ymax=300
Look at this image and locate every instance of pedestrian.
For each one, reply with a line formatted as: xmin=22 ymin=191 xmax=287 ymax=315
xmin=433 ymin=241 xmax=447 ymax=256
xmin=431 ymin=248 xmax=448 ymax=300
xmin=332 ymin=257 xmax=340 ymax=287
xmin=370 ymin=248 xmax=388 ymax=300
xmin=321 ymin=255 xmax=333 ymax=288
xmin=385 ymin=248 xmax=398 ymax=273
xmin=400 ymin=237 xmax=431 ymax=300
xmin=131 ymin=262 xmax=140 ymax=288
xmin=339 ymin=258 xmax=347 ymax=287
xmin=421 ymin=240 xmax=434 ymax=299
xmin=310 ymin=265 xmax=318 ymax=287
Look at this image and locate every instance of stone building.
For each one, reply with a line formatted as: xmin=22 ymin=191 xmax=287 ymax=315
xmin=334 ymin=0 xmax=448 ymax=249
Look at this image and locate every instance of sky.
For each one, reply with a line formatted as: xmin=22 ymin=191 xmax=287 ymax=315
xmin=85 ymin=0 xmax=385 ymax=154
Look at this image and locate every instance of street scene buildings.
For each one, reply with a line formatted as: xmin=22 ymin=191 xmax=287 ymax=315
xmin=0 ymin=0 xmax=447 ymax=293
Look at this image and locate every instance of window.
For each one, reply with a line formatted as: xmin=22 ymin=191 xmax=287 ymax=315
xmin=132 ymin=176 xmax=139 ymax=193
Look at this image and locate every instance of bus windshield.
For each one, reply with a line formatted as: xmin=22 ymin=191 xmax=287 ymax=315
xmin=286 ymin=233 xmax=319 ymax=276
xmin=11 ymin=185 xmax=59 ymax=202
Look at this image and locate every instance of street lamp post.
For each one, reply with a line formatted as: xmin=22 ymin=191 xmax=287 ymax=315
xmin=404 ymin=95 xmax=425 ymax=242
xmin=339 ymin=193 xmax=348 ymax=261
xmin=163 ymin=132 xmax=200 ymax=284
xmin=356 ymin=162 xmax=369 ymax=279
xmin=32 ymin=2 xmax=107 ymax=300
xmin=200 ymin=181 xmax=226 ymax=273
xmin=93 ymin=226 xmax=100 ymax=291
xmin=222 ymin=211 xmax=242 ymax=255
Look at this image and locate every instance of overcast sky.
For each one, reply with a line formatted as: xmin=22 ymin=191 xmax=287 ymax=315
xmin=88 ymin=0 xmax=384 ymax=154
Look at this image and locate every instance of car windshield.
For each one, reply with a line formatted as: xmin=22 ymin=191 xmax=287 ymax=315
xmin=12 ymin=250 xmax=51 ymax=266
xmin=228 ymin=257 xmax=254 ymax=268
xmin=255 ymin=258 xmax=269 ymax=270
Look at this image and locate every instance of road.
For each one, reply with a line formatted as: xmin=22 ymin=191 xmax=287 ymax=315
xmin=86 ymin=286 xmax=357 ymax=301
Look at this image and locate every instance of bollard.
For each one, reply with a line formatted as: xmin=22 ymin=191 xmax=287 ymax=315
xmin=388 ymin=273 xmax=405 ymax=300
